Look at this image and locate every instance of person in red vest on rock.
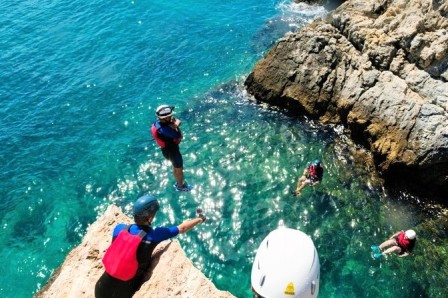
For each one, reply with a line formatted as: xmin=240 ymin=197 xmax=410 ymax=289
xmin=371 ymin=229 xmax=417 ymax=259
xmin=95 ymin=195 xmax=206 ymax=298
xmin=293 ymin=159 xmax=324 ymax=196
xmin=151 ymin=105 xmax=192 ymax=192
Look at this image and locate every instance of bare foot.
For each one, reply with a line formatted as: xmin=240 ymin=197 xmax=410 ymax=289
xmin=292 ymin=190 xmax=301 ymax=196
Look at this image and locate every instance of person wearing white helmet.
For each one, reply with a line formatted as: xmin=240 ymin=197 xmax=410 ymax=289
xmin=251 ymin=228 xmax=320 ymax=298
xmin=371 ymin=229 xmax=417 ymax=259
xmin=151 ymin=105 xmax=192 ymax=191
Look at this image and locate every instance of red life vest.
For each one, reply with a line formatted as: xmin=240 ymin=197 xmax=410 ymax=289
xmin=397 ymin=231 xmax=411 ymax=250
xmin=151 ymin=122 xmax=181 ymax=148
xmin=308 ymin=165 xmax=318 ymax=179
xmin=102 ymin=225 xmax=147 ymax=281
xmin=151 ymin=123 xmax=166 ymax=148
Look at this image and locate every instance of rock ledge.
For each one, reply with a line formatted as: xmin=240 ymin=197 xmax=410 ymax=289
xmin=35 ymin=205 xmax=235 ymax=298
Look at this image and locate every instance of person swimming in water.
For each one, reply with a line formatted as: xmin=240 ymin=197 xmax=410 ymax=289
xmin=293 ymin=160 xmax=324 ymax=196
xmin=371 ymin=229 xmax=416 ymax=259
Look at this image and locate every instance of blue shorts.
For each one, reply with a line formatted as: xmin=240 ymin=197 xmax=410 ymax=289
xmin=162 ymin=146 xmax=183 ymax=168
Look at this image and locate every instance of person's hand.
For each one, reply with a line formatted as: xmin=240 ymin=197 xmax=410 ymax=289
xmin=197 ymin=208 xmax=206 ymax=223
xmin=172 ymin=117 xmax=181 ymax=127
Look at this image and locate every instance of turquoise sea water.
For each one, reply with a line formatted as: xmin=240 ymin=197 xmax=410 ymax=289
xmin=1 ymin=0 xmax=447 ymax=297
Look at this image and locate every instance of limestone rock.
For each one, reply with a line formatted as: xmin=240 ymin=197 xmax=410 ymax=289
xmin=245 ymin=0 xmax=448 ymax=196
xmin=35 ymin=205 xmax=235 ymax=298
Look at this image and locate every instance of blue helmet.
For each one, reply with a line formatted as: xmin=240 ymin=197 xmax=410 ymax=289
xmin=313 ymin=159 xmax=321 ymax=166
xmin=133 ymin=195 xmax=160 ymax=217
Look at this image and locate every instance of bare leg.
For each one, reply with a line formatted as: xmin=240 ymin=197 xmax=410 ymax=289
xmin=382 ymin=246 xmax=402 ymax=256
xmin=379 ymin=239 xmax=397 ymax=250
xmin=377 ymin=239 xmax=401 ymax=257
xmin=295 ymin=176 xmax=308 ymax=195
xmin=173 ymin=167 xmax=184 ymax=187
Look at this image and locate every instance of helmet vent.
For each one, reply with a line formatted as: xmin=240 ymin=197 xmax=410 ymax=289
xmin=259 ymin=274 xmax=266 ymax=287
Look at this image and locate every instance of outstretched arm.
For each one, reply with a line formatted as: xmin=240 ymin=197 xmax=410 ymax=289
xmin=177 ymin=217 xmax=205 ymax=234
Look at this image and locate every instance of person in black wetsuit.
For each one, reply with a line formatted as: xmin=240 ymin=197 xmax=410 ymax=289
xmin=151 ymin=105 xmax=192 ymax=192
xmin=95 ymin=195 xmax=206 ymax=298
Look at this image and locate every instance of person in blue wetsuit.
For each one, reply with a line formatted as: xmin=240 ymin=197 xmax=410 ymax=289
xmin=151 ymin=105 xmax=192 ymax=191
xmin=94 ymin=195 xmax=206 ymax=298
xmin=293 ymin=159 xmax=324 ymax=196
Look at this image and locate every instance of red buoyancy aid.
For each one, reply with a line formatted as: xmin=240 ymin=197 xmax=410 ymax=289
xmin=151 ymin=122 xmax=181 ymax=148
xmin=151 ymin=124 xmax=166 ymax=148
xmin=102 ymin=225 xmax=147 ymax=281
xmin=397 ymin=231 xmax=411 ymax=250
xmin=308 ymin=165 xmax=318 ymax=179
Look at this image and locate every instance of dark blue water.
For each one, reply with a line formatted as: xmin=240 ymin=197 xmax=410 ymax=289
xmin=1 ymin=1 xmax=446 ymax=297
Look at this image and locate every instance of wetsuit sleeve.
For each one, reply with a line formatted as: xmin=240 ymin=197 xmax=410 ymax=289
xmin=111 ymin=223 xmax=127 ymax=241
xmin=158 ymin=125 xmax=182 ymax=139
xmin=150 ymin=226 xmax=180 ymax=242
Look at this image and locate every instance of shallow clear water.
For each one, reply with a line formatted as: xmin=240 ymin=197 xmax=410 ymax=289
xmin=0 ymin=1 xmax=446 ymax=297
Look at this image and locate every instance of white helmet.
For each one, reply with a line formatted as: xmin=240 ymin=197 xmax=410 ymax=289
xmin=405 ymin=229 xmax=416 ymax=240
xmin=155 ymin=105 xmax=174 ymax=119
xmin=251 ymin=228 xmax=320 ymax=298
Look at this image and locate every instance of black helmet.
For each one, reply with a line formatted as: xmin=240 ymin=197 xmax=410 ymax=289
xmin=133 ymin=195 xmax=160 ymax=217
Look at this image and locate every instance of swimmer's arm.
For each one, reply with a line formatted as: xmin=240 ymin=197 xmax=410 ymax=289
xmin=399 ymin=252 xmax=409 ymax=257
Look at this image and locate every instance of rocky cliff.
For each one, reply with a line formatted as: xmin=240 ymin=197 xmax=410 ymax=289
xmin=245 ymin=0 xmax=448 ymax=197
xmin=35 ymin=205 xmax=235 ymax=298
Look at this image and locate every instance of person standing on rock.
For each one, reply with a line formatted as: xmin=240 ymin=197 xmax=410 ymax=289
xmin=151 ymin=105 xmax=192 ymax=192
xmin=95 ymin=195 xmax=206 ymax=298
xmin=293 ymin=159 xmax=324 ymax=196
